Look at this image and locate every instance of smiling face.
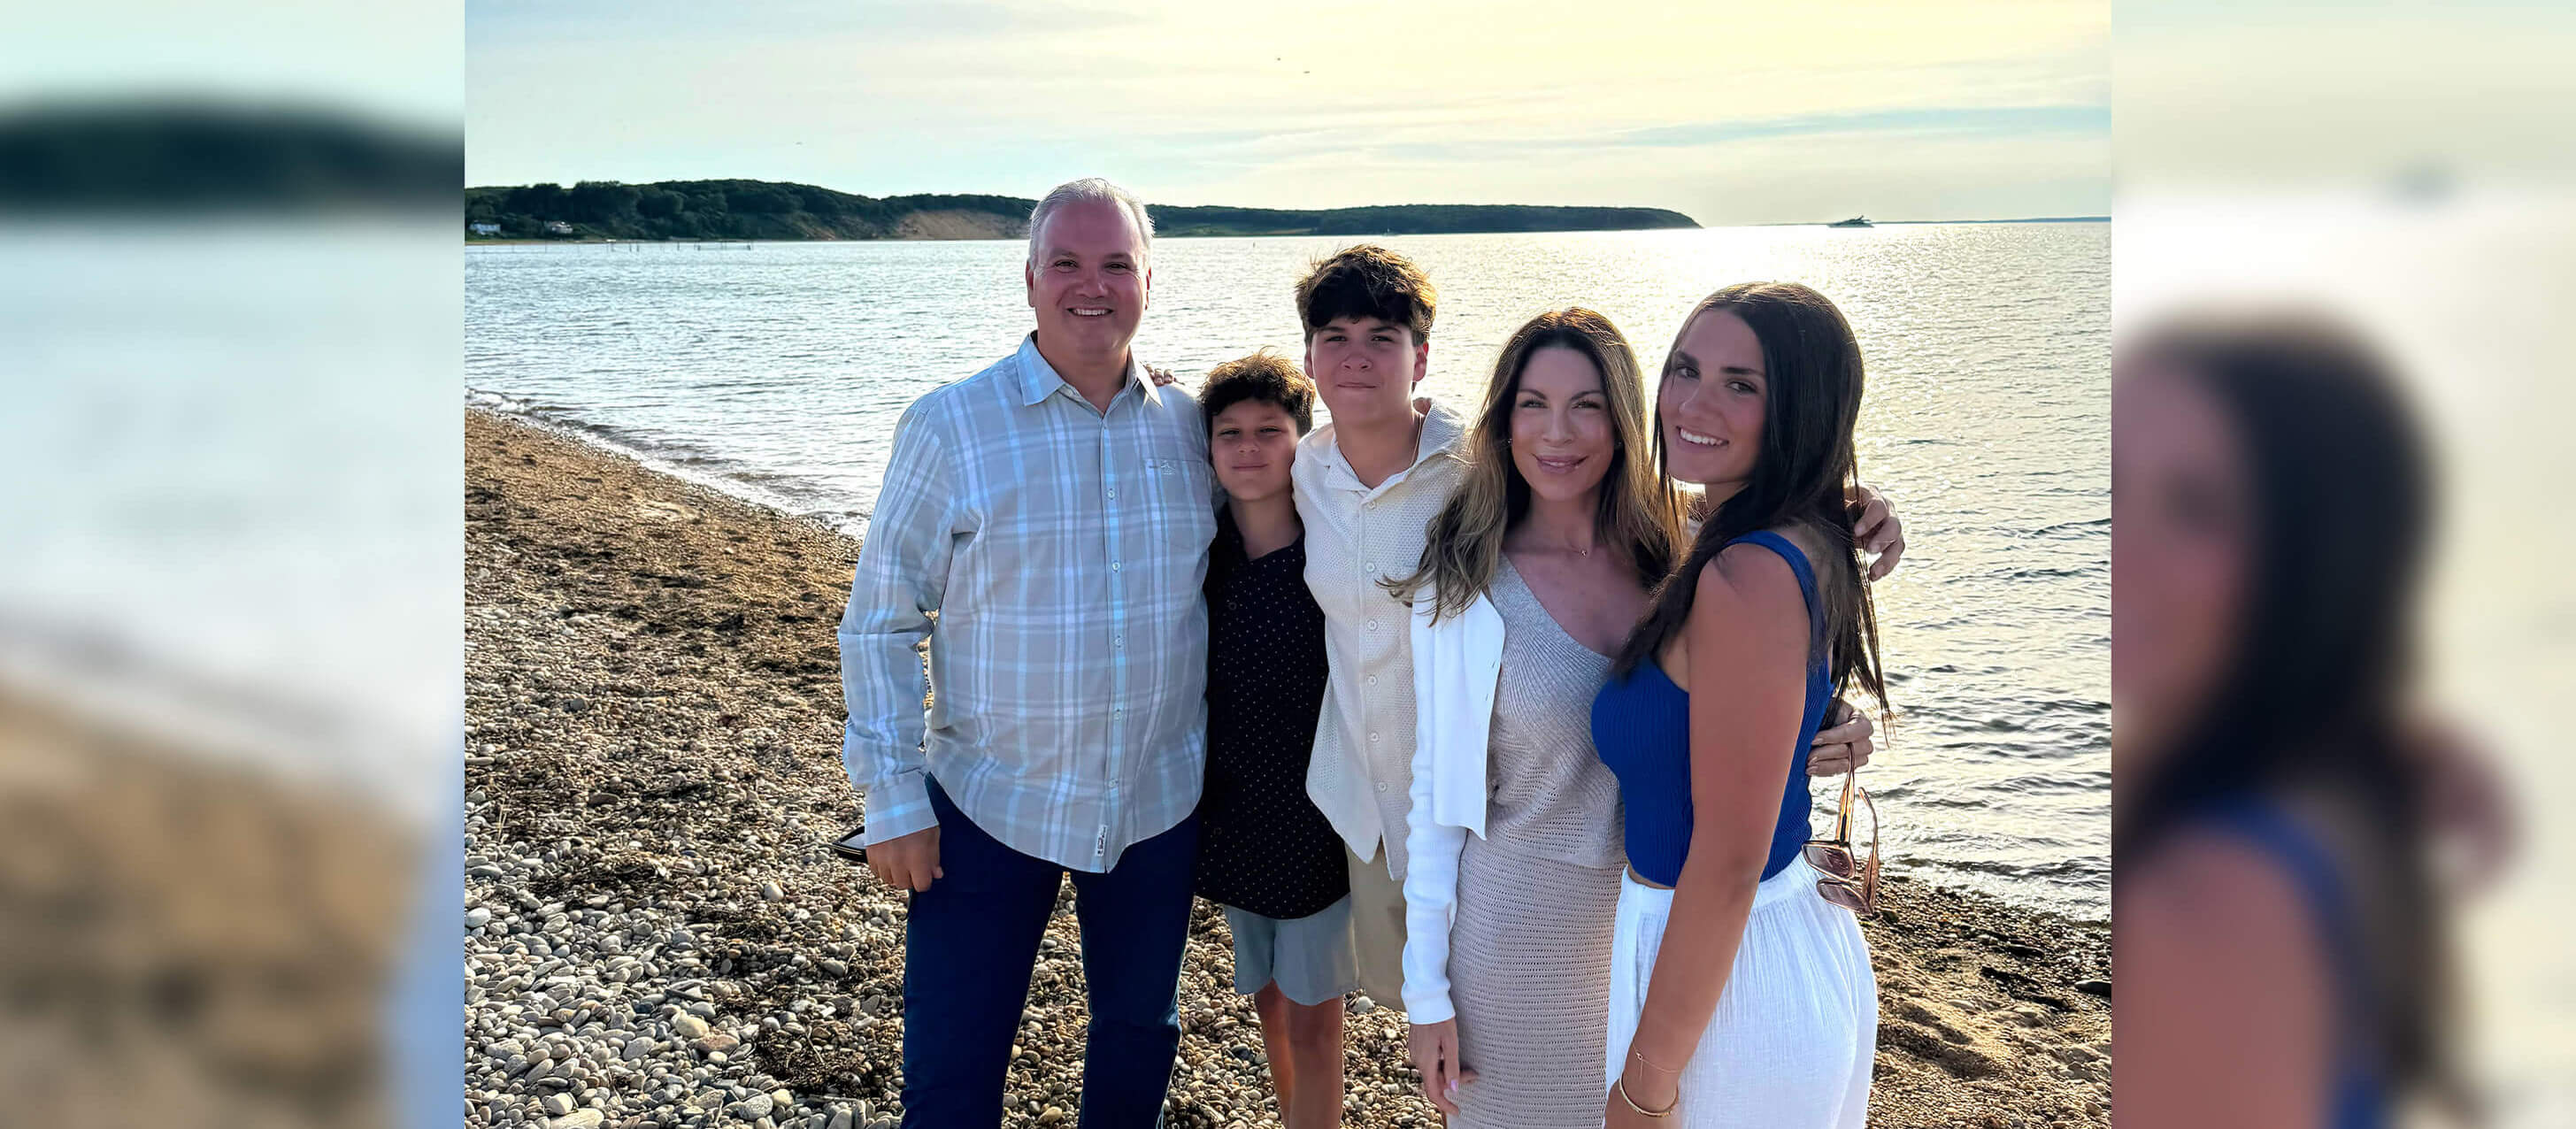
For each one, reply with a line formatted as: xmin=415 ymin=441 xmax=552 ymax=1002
xmin=1657 ymin=308 xmax=1767 ymax=488
xmin=1305 ymin=315 xmax=1427 ymax=431
xmin=1024 ymin=198 xmax=1150 ymax=359
xmin=1509 ymin=346 xmax=1617 ymax=505
xmin=1209 ymin=399 xmax=1301 ymax=504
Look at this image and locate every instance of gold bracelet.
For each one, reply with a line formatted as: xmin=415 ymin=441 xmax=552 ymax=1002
xmin=1628 ymin=1046 xmax=1682 ymax=1076
xmin=1615 ymin=1077 xmax=1676 ymax=1118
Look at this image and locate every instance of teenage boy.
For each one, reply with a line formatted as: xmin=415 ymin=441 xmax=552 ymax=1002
xmin=1288 ymin=245 xmax=1472 ymax=1008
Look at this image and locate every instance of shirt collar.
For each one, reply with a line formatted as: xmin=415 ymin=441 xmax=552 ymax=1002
xmin=1016 ymin=333 xmax=1159 ymax=409
xmin=1211 ymin=506 xmax=1303 ymax=576
xmin=1317 ymin=395 xmax=1468 ymax=493
xmin=1416 ymin=396 xmax=1468 ymax=464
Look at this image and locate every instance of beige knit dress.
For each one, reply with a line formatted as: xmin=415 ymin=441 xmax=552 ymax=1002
xmin=1444 ymin=559 xmax=1627 ymax=1128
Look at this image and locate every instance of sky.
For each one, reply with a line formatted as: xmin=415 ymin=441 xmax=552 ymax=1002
xmin=6 ymin=0 xmax=459 ymax=126
xmin=465 ymin=0 xmax=2111 ymax=227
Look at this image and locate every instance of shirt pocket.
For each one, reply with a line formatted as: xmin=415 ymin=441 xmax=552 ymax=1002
xmin=1141 ymin=446 xmax=1219 ymax=549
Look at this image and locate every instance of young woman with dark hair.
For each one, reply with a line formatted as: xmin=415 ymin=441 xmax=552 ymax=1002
xmin=1592 ymin=282 xmax=1888 ymax=1127
xmin=2115 ymin=314 xmax=2498 ymax=1128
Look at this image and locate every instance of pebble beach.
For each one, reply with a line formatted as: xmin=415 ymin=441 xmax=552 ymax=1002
xmin=463 ymin=409 xmax=2112 ymax=1129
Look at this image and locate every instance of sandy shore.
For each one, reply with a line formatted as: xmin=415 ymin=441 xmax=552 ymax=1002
xmin=3 ymin=687 xmax=413 ymax=1128
xmin=463 ymin=409 xmax=2111 ymax=1129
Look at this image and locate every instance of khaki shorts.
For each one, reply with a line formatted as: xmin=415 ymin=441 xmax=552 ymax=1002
xmin=1344 ymin=844 xmax=1408 ymax=1010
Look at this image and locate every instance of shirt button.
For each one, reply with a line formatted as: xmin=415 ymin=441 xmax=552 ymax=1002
xmin=1113 ymin=635 xmax=1124 ymax=647
xmin=1107 ymin=488 xmax=1118 ymax=498
xmin=1374 ymin=781 xmax=1388 ymax=793
xmin=1366 ymin=618 xmax=1380 ymax=631
xmin=1111 ymin=561 xmax=1121 ymax=572
xmin=1368 ymin=732 xmax=1380 ymax=743
xmin=1366 ymin=674 xmax=1377 ymax=686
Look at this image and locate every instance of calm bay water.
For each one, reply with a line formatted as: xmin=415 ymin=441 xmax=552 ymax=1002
xmin=466 ymin=223 xmax=2110 ymax=919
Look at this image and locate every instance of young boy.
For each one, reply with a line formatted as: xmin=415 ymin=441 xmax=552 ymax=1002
xmin=1194 ymin=350 xmax=1359 ymax=1129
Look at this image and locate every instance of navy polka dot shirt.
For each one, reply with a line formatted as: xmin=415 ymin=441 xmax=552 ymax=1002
xmin=1193 ymin=510 xmax=1349 ymax=919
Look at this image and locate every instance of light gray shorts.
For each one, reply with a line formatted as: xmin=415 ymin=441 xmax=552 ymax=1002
xmin=1223 ymin=895 xmax=1361 ymax=1008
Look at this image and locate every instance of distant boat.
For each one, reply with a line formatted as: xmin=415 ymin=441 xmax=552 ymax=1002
xmin=1827 ymin=215 xmax=1873 ymax=227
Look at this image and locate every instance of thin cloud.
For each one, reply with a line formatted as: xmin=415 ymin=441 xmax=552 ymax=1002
xmin=466 ymin=0 xmax=2109 ymax=223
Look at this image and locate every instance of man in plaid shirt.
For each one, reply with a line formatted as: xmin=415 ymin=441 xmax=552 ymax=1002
xmin=839 ymin=177 xmax=1216 ymax=1128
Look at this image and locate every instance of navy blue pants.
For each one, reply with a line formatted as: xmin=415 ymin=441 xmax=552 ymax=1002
xmin=900 ymin=780 xmax=1199 ymax=1128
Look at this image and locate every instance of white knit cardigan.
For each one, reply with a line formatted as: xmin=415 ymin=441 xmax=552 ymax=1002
xmin=1398 ymin=582 xmax=1506 ymax=1023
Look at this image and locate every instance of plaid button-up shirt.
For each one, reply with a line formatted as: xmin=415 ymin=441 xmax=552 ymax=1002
xmin=839 ymin=334 xmax=1217 ymax=872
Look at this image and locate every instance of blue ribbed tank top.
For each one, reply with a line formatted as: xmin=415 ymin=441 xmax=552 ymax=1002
xmin=1590 ymin=530 xmax=1834 ymax=887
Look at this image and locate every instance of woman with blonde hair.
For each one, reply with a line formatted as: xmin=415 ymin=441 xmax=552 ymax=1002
xmin=1391 ymin=307 xmax=1684 ymax=1128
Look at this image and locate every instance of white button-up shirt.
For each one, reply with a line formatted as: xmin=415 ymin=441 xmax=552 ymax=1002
xmin=839 ymin=334 xmax=1217 ymax=872
xmin=1295 ymin=398 xmax=1470 ymax=883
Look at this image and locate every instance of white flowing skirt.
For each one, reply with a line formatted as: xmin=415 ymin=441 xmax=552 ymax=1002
xmin=1603 ymin=857 xmax=1877 ymax=1128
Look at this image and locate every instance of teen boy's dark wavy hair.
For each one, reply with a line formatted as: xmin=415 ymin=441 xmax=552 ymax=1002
xmin=1292 ymin=244 xmax=1436 ymax=342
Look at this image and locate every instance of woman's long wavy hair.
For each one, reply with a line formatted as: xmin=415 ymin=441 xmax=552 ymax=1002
xmin=1386 ymin=308 xmax=1685 ymax=617
xmin=1611 ymin=283 xmax=1887 ymax=720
